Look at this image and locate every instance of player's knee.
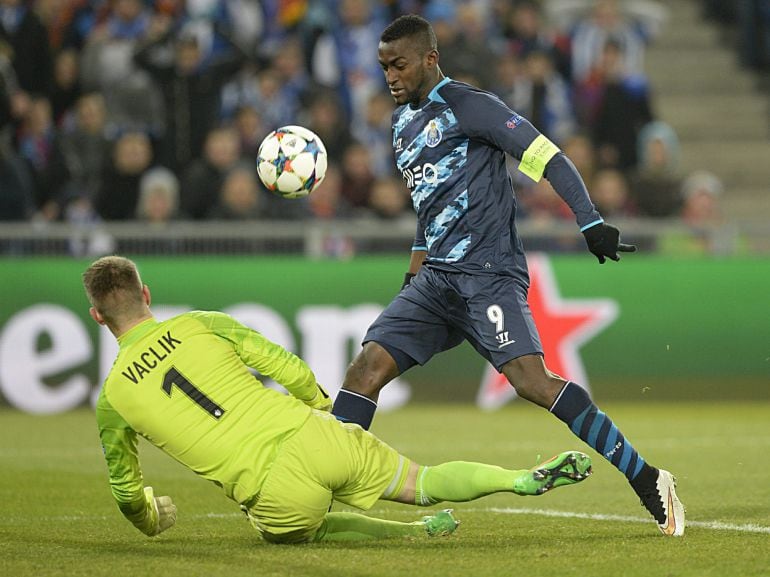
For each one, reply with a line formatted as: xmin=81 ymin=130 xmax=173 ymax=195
xmin=502 ymin=358 xmax=563 ymax=407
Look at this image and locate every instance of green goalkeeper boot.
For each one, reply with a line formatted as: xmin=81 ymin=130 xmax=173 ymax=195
xmin=513 ymin=451 xmax=592 ymax=495
xmin=422 ymin=509 xmax=460 ymax=537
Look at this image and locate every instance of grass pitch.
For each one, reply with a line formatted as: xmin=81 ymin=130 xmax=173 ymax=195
xmin=1 ymin=401 xmax=769 ymax=577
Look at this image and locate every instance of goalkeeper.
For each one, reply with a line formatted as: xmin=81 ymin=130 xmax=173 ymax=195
xmin=84 ymin=256 xmax=592 ymax=543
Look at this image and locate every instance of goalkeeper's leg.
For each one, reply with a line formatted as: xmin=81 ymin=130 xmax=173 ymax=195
xmin=312 ymin=511 xmax=458 ymax=541
xmin=397 ymin=454 xmax=591 ymax=506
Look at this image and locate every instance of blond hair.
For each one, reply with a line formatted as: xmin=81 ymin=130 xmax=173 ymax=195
xmin=82 ymin=256 xmax=145 ymax=326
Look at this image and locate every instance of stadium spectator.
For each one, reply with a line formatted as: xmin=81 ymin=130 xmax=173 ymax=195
xmin=303 ymin=90 xmax=354 ymax=164
xmin=353 ymin=91 xmax=396 ymax=178
xmin=82 ymin=255 xmax=592 ymax=543
xmin=310 ymin=0 xmax=387 ymax=126
xmin=560 ymin=132 xmax=598 ymax=189
xmin=232 ymin=104 xmax=268 ymax=160
xmin=660 ymin=170 xmax=733 ymax=255
xmin=272 ymin=35 xmax=317 ymax=120
xmin=50 ymin=48 xmax=82 ymax=127
xmin=207 ymin=164 xmax=263 ymax=220
xmin=220 ymin=35 xmax=312 ymax=127
xmin=136 ymin=166 xmax=181 ymax=224
xmin=0 ymin=39 xmax=20 ymax=136
xmin=568 ymin=0 xmax=653 ymax=84
xmin=222 ymin=64 xmax=299 ymax=132
xmin=0 ymin=143 xmax=34 ymax=221
xmin=738 ymin=0 xmax=770 ymax=70
xmin=499 ymin=0 xmax=570 ymax=78
xmin=180 ymin=125 xmax=241 ymax=219
xmin=628 ymin=120 xmax=683 ymax=217
xmin=94 ymin=130 xmax=153 ymax=220
xmin=578 ymin=37 xmax=653 ymax=170
xmin=506 ymin=48 xmax=576 ymax=145
xmin=368 ymin=175 xmax=411 ymax=220
xmin=426 ymin=0 xmax=499 ymax=90
xmin=133 ymin=20 xmax=247 ymax=171
xmin=16 ymin=95 xmax=56 ymax=213
xmin=57 ymin=0 xmax=110 ymax=51
xmin=590 ymin=167 xmax=636 ymax=217
xmin=0 ymin=0 xmax=53 ymax=98
xmin=489 ymin=55 xmax=521 ymax=106
xmin=680 ymin=170 xmax=724 ymax=228
xmin=48 ymin=92 xmax=110 ymax=215
xmin=79 ymin=0 xmax=163 ymax=137
xmin=339 ymin=141 xmax=376 ymax=210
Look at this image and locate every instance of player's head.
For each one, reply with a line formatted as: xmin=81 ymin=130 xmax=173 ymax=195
xmin=378 ymin=15 xmax=441 ymax=106
xmin=83 ymin=256 xmax=151 ymax=334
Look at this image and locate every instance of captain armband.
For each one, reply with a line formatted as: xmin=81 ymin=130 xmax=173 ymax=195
xmin=517 ymin=135 xmax=560 ymax=182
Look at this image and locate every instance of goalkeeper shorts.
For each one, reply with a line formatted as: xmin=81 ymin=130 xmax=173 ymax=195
xmin=245 ymin=410 xmax=405 ymax=543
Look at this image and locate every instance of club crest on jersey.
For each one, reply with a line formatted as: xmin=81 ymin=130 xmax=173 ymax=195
xmin=506 ymin=113 xmax=523 ymax=129
xmin=425 ymin=120 xmax=442 ymax=147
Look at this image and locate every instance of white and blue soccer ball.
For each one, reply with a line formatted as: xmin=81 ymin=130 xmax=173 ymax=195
xmin=256 ymin=125 xmax=328 ymax=199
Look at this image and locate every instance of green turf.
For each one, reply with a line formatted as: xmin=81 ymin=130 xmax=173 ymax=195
xmin=2 ymin=402 xmax=769 ymax=577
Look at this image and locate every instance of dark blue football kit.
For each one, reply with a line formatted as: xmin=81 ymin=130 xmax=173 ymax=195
xmin=340 ymin=65 xmax=685 ymax=536
xmin=365 ymin=78 xmax=604 ymax=371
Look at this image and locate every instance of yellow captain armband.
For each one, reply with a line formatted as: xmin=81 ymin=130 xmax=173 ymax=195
xmin=517 ymin=134 xmax=560 ymax=182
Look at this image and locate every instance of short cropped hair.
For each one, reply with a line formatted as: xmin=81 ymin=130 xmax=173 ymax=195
xmin=83 ymin=256 xmax=144 ymax=325
xmin=380 ymin=14 xmax=437 ymax=54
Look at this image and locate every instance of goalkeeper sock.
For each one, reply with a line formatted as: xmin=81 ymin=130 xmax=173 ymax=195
xmin=313 ymin=512 xmax=424 ymax=541
xmin=550 ymin=381 xmax=646 ymax=481
xmin=332 ymin=389 xmax=377 ymax=430
xmin=414 ymin=461 xmax=525 ymax=505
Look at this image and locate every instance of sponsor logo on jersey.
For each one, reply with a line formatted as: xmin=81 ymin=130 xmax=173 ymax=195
xmin=401 ymin=162 xmax=439 ymax=189
xmin=505 ymin=113 xmax=524 ymax=129
xmin=425 ymin=120 xmax=442 ymax=147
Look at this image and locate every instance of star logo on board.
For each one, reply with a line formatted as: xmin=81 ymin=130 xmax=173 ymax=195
xmin=476 ymin=254 xmax=618 ymax=410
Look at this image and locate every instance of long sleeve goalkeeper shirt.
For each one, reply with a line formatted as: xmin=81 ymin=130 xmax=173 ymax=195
xmin=96 ymin=311 xmax=320 ymax=520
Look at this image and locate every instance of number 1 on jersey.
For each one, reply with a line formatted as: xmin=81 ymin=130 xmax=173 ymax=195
xmin=162 ymin=367 xmax=225 ymax=419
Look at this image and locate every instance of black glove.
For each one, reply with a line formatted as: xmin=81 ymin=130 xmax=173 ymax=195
xmin=401 ymin=272 xmax=416 ymax=290
xmin=582 ymin=222 xmax=637 ymax=264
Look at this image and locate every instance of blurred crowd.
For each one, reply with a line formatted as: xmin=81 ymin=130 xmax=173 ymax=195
xmin=702 ymin=0 xmax=770 ymax=72
xmin=0 ymin=0 xmax=729 ymax=239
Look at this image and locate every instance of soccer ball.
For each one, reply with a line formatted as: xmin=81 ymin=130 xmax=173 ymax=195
xmin=256 ymin=125 xmax=328 ymax=198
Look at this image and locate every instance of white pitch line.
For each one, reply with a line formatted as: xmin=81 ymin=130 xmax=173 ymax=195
xmin=23 ymin=508 xmax=770 ymax=535
xmin=479 ymin=507 xmax=770 ymax=534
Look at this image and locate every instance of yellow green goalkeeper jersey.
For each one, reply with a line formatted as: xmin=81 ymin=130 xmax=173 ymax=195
xmin=96 ymin=311 xmax=321 ymax=516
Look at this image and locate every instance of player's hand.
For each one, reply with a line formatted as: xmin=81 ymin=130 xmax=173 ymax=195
xmin=582 ymin=222 xmax=636 ymax=264
xmin=306 ymin=383 xmax=332 ymax=412
xmin=401 ymin=272 xmax=416 ymax=290
xmin=138 ymin=486 xmax=177 ymax=537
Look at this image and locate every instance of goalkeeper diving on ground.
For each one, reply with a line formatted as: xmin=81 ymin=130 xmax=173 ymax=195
xmin=84 ymin=256 xmax=592 ymax=543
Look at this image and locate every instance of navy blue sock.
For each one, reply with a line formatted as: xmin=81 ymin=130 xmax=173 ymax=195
xmin=550 ymin=381 xmax=647 ymax=481
xmin=332 ymin=390 xmax=377 ymax=430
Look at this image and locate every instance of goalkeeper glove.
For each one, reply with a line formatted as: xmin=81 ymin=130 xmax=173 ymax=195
xmin=402 ymin=272 xmax=416 ymax=290
xmin=582 ymin=222 xmax=637 ymax=264
xmin=305 ymin=383 xmax=332 ymax=412
xmin=131 ymin=487 xmax=177 ymax=537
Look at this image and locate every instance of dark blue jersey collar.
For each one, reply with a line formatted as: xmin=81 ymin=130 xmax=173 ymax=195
xmin=411 ymin=76 xmax=452 ymax=109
